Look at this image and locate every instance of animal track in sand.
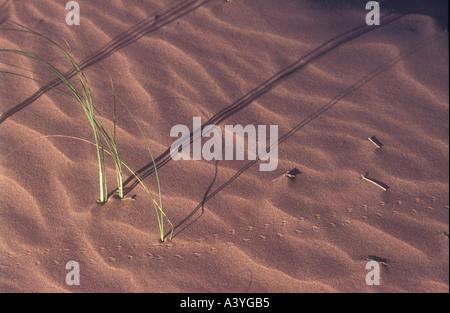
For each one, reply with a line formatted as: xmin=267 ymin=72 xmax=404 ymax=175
xmin=342 ymin=220 xmax=352 ymax=226
xmin=2 ymin=196 xmax=447 ymax=268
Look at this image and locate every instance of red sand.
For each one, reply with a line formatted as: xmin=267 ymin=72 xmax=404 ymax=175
xmin=0 ymin=0 xmax=448 ymax=292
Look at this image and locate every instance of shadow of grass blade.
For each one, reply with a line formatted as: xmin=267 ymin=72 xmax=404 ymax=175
xmin=0 ymin=22 xmax=111 ymax=203
xmin=1 ymin=22 xmax=173 ymax=241
xmin=7 ymin=134 xmax=173 ymax=241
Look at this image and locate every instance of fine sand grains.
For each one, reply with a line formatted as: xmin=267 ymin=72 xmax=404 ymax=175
xmin=0 ymin=0 xmax=448 ymax=292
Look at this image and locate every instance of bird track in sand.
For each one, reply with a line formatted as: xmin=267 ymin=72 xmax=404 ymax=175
xmin=1 ymin=196 xmax=448 ymax=270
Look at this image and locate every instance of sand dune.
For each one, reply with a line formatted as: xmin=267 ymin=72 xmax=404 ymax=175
xmin=0 ymin=0 xmax=448 ymax=293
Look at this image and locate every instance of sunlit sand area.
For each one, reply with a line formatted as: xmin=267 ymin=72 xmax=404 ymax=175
xmin=0 ymin=0 xmax=448 ymax=293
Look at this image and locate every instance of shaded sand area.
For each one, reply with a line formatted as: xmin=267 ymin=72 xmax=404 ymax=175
xmin=0 ymin=0 xmax=448 ymax=292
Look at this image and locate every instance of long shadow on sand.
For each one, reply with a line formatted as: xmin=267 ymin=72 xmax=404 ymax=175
xmin=0 ymin=0 xmax=213 ymax=124
xmin=118 ymin=13 xmax=404 ymax=198
xmin=170 ymin=160 xmax=220 ymax=238
xmin=166 ymin=32 xmax=445 ymax=240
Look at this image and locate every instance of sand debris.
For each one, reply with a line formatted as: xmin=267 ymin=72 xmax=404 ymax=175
xmin=272 ymin=168 xmax=302 ymax=182
xmin=368 ymin=136 xmax=383 ymax=148
xmin=361 ymin=172 xmax=389 ymax=191
xmin=364 ymin=255 xmax=390 ymax=269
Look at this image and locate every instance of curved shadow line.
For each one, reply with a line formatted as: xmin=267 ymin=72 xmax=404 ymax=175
xmin=244 ymin=269 xmax=254 ymax=293
xmin=0 ymin=0 xmax=213 ymax=124
xmin=170 ymin=160 xmax=219 ymax=238
xmin=164 ymin=33 xmax=445 ymax=240
xmin=121 ymin=13 xmax=403 ymax=196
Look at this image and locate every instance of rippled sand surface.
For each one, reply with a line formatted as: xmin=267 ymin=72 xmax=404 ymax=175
xmin=0 ymin=0 xmax=448 ymax=292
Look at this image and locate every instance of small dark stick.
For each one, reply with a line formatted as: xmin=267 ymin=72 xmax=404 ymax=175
xmin=368 ymin=136 xmax=383 ymax=148
xmin=285 ymin=168 xmax=302 ymax=179
xmin=361 ymin=172 xmax=389 ymax=191
xmin=272 ymin=168 xmax=302 ymax=182
xmin=364 ymin=255 xmax=390 ymax=269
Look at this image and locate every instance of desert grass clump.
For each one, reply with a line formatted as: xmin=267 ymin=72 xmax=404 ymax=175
xmin=0 ymin=22 xmax=114 ymax=203
xmin=0 ymin=22 xmax=173 ymax=241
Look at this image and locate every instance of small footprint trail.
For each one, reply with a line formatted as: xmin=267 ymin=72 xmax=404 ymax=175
xmin=164 ymin=32 xmax=447 ymax=240
xmin=2 ymin=196 xmax=448 ymax=271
